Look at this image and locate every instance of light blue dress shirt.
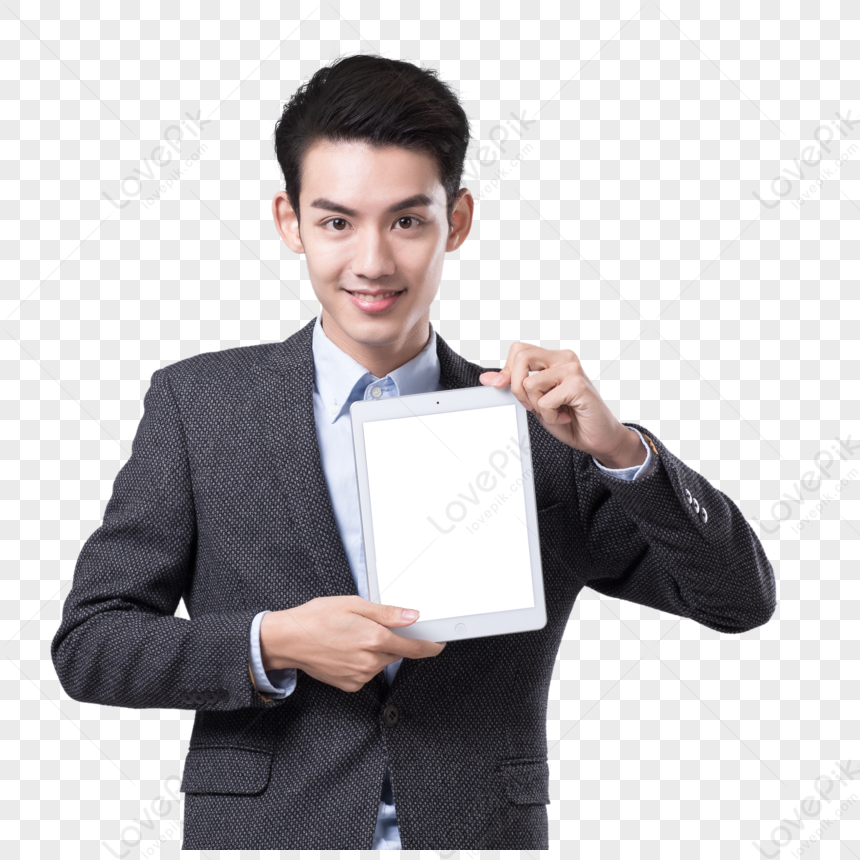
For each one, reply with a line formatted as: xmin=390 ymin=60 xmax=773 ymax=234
xmin=249 ymin=313 xmax=653 ymax=849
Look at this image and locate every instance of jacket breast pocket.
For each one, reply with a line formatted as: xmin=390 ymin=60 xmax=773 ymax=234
xmin=180 ymin=746 xmax=273 ymax=795
xmin=498 ymin=758 xmax=550 ymax=806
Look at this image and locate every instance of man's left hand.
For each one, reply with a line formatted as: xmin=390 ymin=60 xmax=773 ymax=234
xmin=479 ymin=342 xmax=646 ymax=470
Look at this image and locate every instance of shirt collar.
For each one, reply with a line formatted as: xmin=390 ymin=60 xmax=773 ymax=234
xmin=312 ymin=314 xmax=440 ymax=423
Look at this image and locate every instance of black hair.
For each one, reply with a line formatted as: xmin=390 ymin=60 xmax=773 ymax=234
xmin=273 ymin=54 xmax=471 ymax=230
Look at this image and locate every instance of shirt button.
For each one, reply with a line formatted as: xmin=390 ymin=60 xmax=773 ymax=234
xmin=383 ymin=704 xmax=399 ymax=727
xmin=329 ymin=405 xmax=338 ymax=415
xmin=371 ymin=386 xmax=382 ymax=398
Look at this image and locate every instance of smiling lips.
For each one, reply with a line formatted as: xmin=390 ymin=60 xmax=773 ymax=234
xmin=346 ymin=289 xmax=405 ymax=313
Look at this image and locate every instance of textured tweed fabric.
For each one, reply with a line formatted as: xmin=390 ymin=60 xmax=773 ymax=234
xmin=51 ymin=317 xmax=777 ymax=850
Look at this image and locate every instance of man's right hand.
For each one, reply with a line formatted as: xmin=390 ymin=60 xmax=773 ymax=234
xmin=259 ymin=595 xmax=446 ymax=693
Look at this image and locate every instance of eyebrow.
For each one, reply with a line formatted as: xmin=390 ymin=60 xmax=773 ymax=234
xmin=309 ymin=194 xmax=436 ymax=218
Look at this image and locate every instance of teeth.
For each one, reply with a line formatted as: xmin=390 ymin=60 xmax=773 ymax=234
xmin=351 ymin=291 xmax=399 ymax=303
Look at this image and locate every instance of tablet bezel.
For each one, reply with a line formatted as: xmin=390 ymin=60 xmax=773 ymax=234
xmin=350 ymin=384 xmax=547 ymax=644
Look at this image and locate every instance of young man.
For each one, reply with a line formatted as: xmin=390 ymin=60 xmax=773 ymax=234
xmin=52 ymin=54 xmax=776 ymax=850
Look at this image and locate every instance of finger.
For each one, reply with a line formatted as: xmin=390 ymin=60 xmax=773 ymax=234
xmin=490 ymin=366 xmax=530 ymax=411
xmin=490 ymin=368 xmax=511 ymax=388
xmin=536 ymin=373 xmax=584 ymax=412
xmin=520 ymin=364 xmax=566 ymax=422
xmin=375 ymin=640 xmax=444 ymax=671
xmin=538 ymin=363 xmax=597 ymax=424
xmin=358 ymin=600 xmax=421 ymax=627
xmin=491 ymin=341 xmax=530 ymax=390
xmin=380 ymin=631 xmax=447 ymax=660
xmin=529 ymin=370 xmax=584 ymax=425
xmin=508 ymin=345 xmax=559 ymax=411
xmin=479 ymin=370 xmax=503 ymax=386
xmin=376 ymin=652 xmax=407 ymax=668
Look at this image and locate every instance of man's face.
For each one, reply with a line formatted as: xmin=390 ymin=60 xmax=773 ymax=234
xmin=273 ymin=139 xmax=473 ymax=357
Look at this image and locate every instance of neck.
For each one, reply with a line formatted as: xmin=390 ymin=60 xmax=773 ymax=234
xmin=319 ymin=309 xmax=432 ymax=379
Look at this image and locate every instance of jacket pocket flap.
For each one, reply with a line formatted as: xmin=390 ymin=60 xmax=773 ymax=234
xmin=181 ymin=746 xmax=272 ymax=795
xmin=500 ymin=758 xmax=550 ymax=805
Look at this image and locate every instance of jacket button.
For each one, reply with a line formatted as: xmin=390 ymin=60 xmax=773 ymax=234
xmin=383 ymin=704 xmax=399 ymax=727
xmin=700 ymin=507 xmax=708 ymax=523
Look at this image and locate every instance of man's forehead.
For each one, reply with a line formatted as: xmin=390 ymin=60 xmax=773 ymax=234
xmin=302 ymin=141 xmax=441 ymax=184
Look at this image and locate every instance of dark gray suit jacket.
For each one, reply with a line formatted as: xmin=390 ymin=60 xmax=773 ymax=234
xmin=52 ymin=317 xmax=776 ymax=850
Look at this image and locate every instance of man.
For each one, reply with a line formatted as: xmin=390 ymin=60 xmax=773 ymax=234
xmin=52 ymin=54 xmax=776 ymax=850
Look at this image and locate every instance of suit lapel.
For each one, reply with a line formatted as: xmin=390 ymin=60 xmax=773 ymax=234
xmin=254 ymin=319 xmax=358 ymax=600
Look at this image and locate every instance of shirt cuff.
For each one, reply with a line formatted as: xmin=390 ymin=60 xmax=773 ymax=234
xmin=249 ymin=610 xmax=297 ymax=698
xmin=591 ymin=426 xmax=654 ymax=481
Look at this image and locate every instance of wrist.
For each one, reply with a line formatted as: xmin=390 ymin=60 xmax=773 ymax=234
xmin=595 ymin=426 xmax=646 ymax=470
xmin=260 ymin=610 xmax=301 ymax=673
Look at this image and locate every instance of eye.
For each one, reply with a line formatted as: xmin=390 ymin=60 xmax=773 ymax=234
xmin=396 ymin=216 xmax=423 ymax=230
xmin=323 ymin=218 xmax=349 ymax=231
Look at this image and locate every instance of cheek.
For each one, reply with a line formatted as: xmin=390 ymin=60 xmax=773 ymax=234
xmin=409 ymin=235 xmax=447 ymax=277
xmin=304 ymin=240 xmax=347 ymax=278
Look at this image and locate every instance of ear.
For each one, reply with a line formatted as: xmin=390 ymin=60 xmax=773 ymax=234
xmin=272 ymin=191 xmax=304 ymax=254
xmin=446 ymin=188 xmax=474 ymax=253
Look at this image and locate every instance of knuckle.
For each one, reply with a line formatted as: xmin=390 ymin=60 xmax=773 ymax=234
xmin=367 ymin=628 xmax=387 ymax=651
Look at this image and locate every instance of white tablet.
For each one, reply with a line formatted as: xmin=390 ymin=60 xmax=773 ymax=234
xmin=350 ymin=384 xmax=547 ymax=643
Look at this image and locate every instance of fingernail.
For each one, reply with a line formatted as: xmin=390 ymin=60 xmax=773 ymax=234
xmin=521 ymin=401 xmax=532 ymax=411
xmin=401 ymin=609 xmax=420 ymax=621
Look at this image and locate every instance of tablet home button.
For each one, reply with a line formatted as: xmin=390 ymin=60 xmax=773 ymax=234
xmin=455 ymin=623 xmax=466 ymax=634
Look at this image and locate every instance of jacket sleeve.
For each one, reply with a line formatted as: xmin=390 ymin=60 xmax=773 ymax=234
xmin=51 ymin=367 xmax=286 ymax=711
xmin=572 ymin=422 xmax=777 ymax=634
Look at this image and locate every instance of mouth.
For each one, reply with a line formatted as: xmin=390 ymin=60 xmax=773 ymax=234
xmin=345 ymin=288 xmax=405 ymax=313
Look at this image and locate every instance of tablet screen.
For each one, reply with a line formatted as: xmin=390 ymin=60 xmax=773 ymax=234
xmin=362 ymin=403 xmax=536 ymax=622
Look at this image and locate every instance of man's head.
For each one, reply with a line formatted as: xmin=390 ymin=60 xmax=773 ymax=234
xmin=271 ymin=54 xmax=474 ymax=374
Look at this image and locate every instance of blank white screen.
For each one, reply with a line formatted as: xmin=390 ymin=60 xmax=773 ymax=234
xmin=362 ymin=403 xmax=536 ymax=622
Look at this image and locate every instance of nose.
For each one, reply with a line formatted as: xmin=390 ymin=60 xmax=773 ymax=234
xmin=350 ymin=228 xmax=398 ymax=281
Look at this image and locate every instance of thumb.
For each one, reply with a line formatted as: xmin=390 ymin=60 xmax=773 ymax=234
xmin=360 ymin=601 xmax=421 ymax=627
xmin=479 ymin=369 xmax=508 ymax=387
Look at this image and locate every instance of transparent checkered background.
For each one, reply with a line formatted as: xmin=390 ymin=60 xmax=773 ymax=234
xmin=1 ymin=0 xmax=858 ymax=857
